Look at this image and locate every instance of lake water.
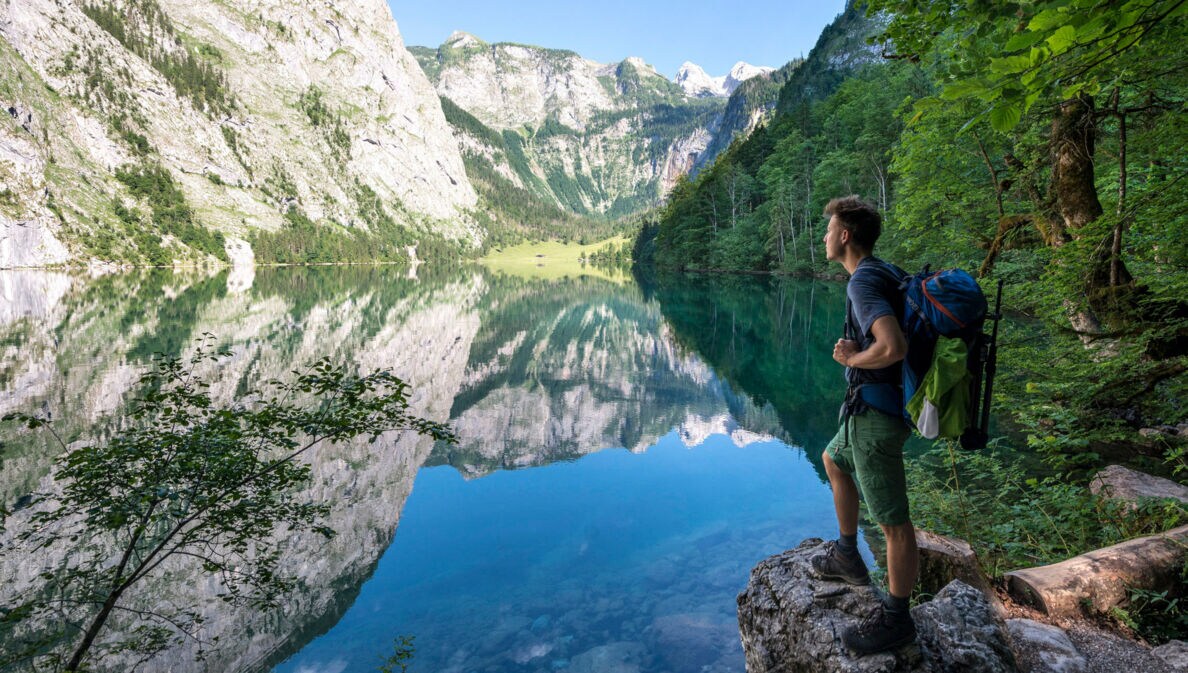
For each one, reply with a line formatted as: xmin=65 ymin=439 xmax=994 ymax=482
xmin=0 ymin=265 xmax=917 ymax=673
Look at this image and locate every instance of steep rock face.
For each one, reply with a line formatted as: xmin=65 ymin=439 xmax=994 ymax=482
xmin=414 ymin=33 xmax=734 ymax=215
xmin=0 ymin=0 xmax=477 ymax=268
xmin=724 ymin=61 xmax=776 ymax=95
xmin=432 ymin=32 xmax=617 ymax=131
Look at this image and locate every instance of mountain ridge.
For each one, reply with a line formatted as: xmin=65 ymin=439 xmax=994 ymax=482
xmin=410 ymin=32 xmax=789 ymax=228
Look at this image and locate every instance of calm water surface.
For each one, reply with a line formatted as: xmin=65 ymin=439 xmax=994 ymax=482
xmin=1 ymin=265 xmax=902 ymax=673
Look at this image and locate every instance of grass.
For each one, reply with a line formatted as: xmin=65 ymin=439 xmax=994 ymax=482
xmin=479 ymin=235 xmax=632 ymax=283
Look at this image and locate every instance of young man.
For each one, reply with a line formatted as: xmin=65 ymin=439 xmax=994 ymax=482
xmin=812 ymin=195 xmax=917 ymax=654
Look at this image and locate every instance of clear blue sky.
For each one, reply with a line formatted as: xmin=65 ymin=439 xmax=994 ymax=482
xmin=387 ymin=1 xmax=848 ymax=79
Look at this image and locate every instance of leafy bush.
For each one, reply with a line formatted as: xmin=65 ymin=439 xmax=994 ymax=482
xmin=906 ymin=443 xmax=1188 ymax=577
xmin=0 ymin=339 xmax=454 ymax=670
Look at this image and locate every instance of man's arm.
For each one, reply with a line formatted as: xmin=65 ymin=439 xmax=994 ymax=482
xmin=833 ymin=315 xmax=907 ymax=369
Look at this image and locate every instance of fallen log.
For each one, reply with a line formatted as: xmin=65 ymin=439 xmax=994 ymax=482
xmin=1005 ymin=524 xmax=1188 ymax=618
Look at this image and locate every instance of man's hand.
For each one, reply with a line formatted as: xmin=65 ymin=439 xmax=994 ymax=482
xmin=833 ymin=339 xmax=860 ymax=367
xmin=835 ymin=316 xmax=907 ymax=370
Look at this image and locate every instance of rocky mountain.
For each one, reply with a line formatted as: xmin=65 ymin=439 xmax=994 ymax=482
xmin=675 ymin=61 xmax=725 ymax=97
xmin=675 ymin=61 xmax=776 ymax=98
xmin=0 ymin=0 xmax=792 ymax=268
xmin=0 ymin=0 xmax=477 ymax=269
xmin=410 ymin=33 xmax=784 ymax=224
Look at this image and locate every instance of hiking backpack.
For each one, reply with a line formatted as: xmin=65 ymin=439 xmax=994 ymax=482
xmin=898 ymin=267 xmax=1002 ymax=450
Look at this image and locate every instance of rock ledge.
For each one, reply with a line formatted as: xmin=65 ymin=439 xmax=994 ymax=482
xmin=737 ymin=538 xmax=1017 ymax=672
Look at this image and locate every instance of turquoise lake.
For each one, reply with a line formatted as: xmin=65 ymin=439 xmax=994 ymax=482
xmin=0 ymin=265 xmax=921 ymax=673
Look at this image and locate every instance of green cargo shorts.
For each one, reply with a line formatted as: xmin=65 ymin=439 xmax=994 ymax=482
xmin=825 ymin=411 xmax=912 ymax=526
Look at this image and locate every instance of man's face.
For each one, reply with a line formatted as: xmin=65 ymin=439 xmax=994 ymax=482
xmin=823 ymin=215 xmax=846 ymax=263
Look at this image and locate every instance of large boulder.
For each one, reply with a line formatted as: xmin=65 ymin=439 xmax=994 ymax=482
xmin=1006 ymin=619 xmax=1087 ymax=673
xmin=737 ymin=538 xmax=1018 ymax=672
xmin=1089 ymin=465 xmax=1188 ymax=508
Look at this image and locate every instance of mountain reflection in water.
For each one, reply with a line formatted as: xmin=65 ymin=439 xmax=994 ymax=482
xmin=0 ymin=266 xmax=856 ymax=673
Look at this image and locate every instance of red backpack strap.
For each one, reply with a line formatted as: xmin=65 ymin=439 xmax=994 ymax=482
xmin=920 ymin=273 xmax=967 ymax=330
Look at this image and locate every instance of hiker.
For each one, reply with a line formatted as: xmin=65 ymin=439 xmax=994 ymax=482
xmin=812 ymin=195 xmax=918 ymax=654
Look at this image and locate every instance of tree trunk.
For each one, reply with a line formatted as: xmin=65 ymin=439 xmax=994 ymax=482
xmin=1049 ymin=95 xmax=1133 ymax=309
xmin=1005 ymin=525 xmax=1188 ymax=619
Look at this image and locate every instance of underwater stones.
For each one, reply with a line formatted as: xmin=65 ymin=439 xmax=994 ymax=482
xmin=566 ymin=641 xmax=646 ymax=673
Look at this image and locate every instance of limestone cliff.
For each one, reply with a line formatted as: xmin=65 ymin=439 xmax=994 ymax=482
xmin=413 ymin=34 xmax=784 ymax=218
xmin=0 ymin=0 xmax=477 ymax=268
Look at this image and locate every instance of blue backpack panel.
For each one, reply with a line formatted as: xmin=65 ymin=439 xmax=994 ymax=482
xmin=900 ymin=268 xmax=988 ymax=431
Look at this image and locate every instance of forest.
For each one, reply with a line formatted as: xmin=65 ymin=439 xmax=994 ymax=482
xmin=635 ymin=0 xmax=1188 ymax=627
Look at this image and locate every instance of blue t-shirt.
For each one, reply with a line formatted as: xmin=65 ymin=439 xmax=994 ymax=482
xmin=843 ymin=257 xmax=906 ymax=417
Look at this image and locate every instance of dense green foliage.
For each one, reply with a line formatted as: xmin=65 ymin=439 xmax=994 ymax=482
xmin=0 ymin=341 xmax=454 ymax=671
xmin=115 ymin=164 xmax=228 ymax=263
xmin=81 ymin=0 xmax=235 ymax=117
xmin=642 ymin=2 xmax=1187 ymax=636
xmin=250 ymin=196 xmax=457 ymax=266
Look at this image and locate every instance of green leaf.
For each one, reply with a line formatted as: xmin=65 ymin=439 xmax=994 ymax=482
xmin=1023 ymin=90 xmax=1042 ymax=113
xmin=1046 ymin=25 xmax=1078 ymax=53
xmin=1029 ymin=45 xmax=1052 ymax=67
xmin=989 ymin=54 xmax=1031 ymax=74
xmin=1005 ymin=30 xmax=1046 ymax=51
xmin=940 ymin=78 xmax=993 ymax=101
xmin=1075 ymin=15 xmax=1109 ymax=42
xmin=957 ymin=105 xmax=992 ymax=135
xmin=989 ymin=102 xmax=1023 ymax=132
xmin=1060 ymin=81 xmax=1087 ymax=99
xmin=1028 ymin=8 xmax=1067 ymax=31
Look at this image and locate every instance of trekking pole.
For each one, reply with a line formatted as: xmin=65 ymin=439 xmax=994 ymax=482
xmin=977 ymin=279 xmax=1004 ymax=440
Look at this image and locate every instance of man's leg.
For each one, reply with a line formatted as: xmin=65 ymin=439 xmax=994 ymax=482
xmin=881 ymin=521 xmax=919 ymax=600
xmin=823 ymin=450 xmax=859 ymax=536
xmin=812 ymin=423 xmax=870 ymax=586
xmin=840 ymin=412 xmax=917 ymax=654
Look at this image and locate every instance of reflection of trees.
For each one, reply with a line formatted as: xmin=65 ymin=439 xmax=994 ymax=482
xmin=0 ymin=266 xmax=483 ymax=672
xmin=1 ymin=269 xmax=229 ymax=505
xmin=653 ymin=273 xmax=847 ymax=458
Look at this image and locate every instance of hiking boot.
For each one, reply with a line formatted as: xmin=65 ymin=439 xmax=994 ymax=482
xmin=810 ymin=540 xmax=870 ymax=586
xmin=842 ymin=603 xmax=917 ymax=655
